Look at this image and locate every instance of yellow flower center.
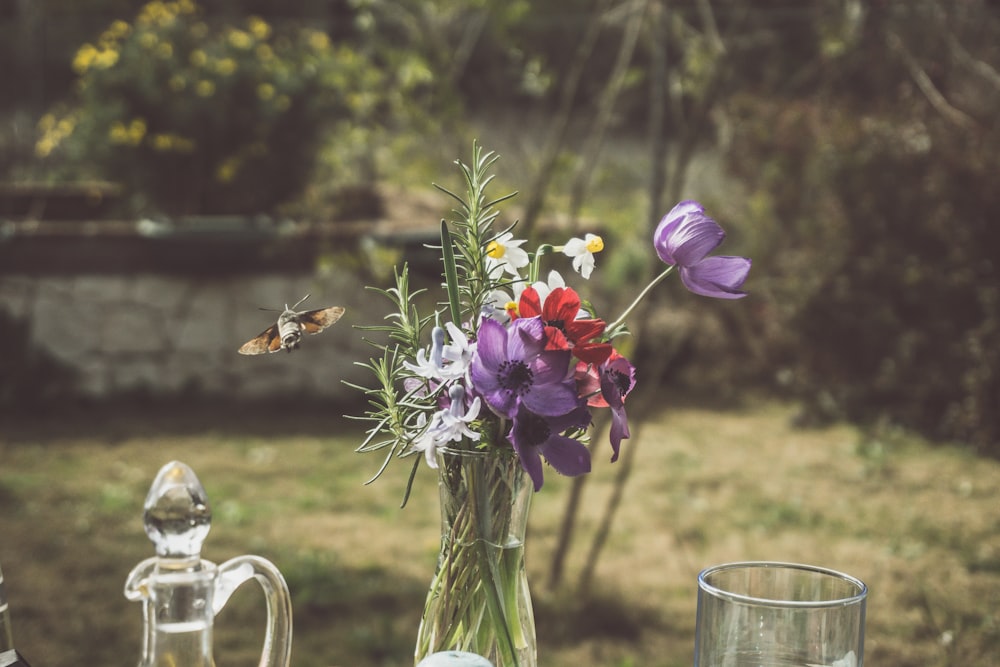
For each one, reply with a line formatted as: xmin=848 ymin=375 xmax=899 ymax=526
xmin=486 ymin=240 xmax=506 ymax=259
xmin=586 ymin=235 xmax=604 ymax=253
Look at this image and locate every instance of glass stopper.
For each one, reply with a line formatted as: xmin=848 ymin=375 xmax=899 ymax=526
xmin=143 ymin=461 xmax=212 ymax=559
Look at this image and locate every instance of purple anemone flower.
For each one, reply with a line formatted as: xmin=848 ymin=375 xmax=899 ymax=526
xmin=470 ymin=316 xmax=580 ymax=418
xmin=599 ymin=354 xmax=636 ymax=462
xmin=509 ymin=402 xmax=592 ymax=491
xmin=654 ymin=200 xmax=751 ymax=299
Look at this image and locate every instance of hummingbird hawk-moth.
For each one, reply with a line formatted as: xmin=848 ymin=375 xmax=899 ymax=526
xmin=238 ymin=295 xmax=345 ymax=355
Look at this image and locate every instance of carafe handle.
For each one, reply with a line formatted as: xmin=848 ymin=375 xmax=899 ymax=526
xmin=215 ymin=555 xmax=293 ymax=667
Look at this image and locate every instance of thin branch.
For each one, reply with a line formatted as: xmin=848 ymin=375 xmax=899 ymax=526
xmin=520 ymin=0 xmax=615 ymax=238
xmin=945 ymin=30 xmax=1000 ymax=91
xmin=696 ymin=0 xmax=725 ymax=55
xmin=887 ymin=30 xmax=977 ymax=130
xmin=448 ymin=9 xmax=489 ymax=85
xmin=567 ymin=0 xmax=650 ymax=225
xmin=647 ymin=0 xmax=669 ymax=230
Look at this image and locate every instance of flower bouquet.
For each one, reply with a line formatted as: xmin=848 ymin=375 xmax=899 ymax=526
xmin=351 ymin=144 xmax=750 ymax=666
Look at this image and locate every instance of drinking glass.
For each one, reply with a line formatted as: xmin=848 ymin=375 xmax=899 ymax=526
xmin=694 ymin=561 xmax=867 ymax=667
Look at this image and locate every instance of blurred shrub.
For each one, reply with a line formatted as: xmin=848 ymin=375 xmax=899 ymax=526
xmin=725 ymin=95 xmax=999 ymax=457
xmin=34 ymin=0 xmax=404 ymax=216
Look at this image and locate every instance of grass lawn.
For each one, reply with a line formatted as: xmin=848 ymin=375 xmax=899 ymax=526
xmin=1 ymin=400 xmax=998 ymax=666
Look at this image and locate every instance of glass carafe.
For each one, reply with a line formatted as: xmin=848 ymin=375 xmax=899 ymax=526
xmin=0 ymin=561 xmax=32 ymax=667
xmin=125 ymin=461 xmax=292 ymax=667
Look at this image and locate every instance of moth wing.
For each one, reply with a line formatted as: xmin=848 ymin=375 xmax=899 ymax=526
xmin=238 ymin=324 xmax=281 ymax=355
xmin=299 ymin=306 xmax=345 ymax=334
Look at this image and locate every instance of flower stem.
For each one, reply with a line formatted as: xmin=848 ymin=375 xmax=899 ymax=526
xmin=416 ymin=450 xmax=533 ymax=666
xmin=528 ymin=244 xmax=554 ymax=284
xmin=605 ymin=265 xmax=675 ymax=337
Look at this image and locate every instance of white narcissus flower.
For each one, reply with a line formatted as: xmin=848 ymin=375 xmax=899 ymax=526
xmin=485 ymin=232 xmax=529 ymax=278
xmin=562 ymin=233 xmax=604 ymax=279
xmin=480 ymin=288 xmax=514 ymax=322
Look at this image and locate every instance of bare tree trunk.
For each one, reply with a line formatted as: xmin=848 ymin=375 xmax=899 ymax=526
xmin=576 ymin=0 xmax=733 ymax=592
xmin=448 ymin=9 xmax=489 ymax=85
xmin=548 ymin=1 xmax=667 ymax=591
xmin=520 ymin=0 xmax=613 ymax=238
xmin=547 ymin=414 xmax=608 ymax=591
xmin=567 ymin=0 xmax=650 ymax=225
xmin=646 ymin=0 xmax=669 ymax=230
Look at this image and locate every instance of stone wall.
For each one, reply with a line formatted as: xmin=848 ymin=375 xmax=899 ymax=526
xmin=0 ymin=220 xmax=419 ymax=405
xmin=0 ymin=271 xmax=384 ymax=403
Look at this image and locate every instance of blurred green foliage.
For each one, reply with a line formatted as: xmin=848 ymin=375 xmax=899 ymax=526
xmin=718 ymin=1 xmax=1000 ymax=455
xmin=33 ymin=0 xmax=430 ymax=215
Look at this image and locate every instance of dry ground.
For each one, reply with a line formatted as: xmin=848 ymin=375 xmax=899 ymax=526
xmin=1 ymin=400 xmax=998 ymax=666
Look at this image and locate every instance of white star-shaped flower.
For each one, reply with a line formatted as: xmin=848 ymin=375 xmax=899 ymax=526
xmin=562 ymin=233 xmax=604 ymax=279
xmin=485 ymin=232 xmax=529 ymax=279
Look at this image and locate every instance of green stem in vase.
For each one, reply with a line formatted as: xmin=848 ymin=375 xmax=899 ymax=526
xmin=470 ymin=463 xmax=518 ymax=667
xmin=416 ymin=450 xmax=532 ymax=667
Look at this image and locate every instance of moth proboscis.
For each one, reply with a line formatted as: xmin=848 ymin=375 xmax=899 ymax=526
xmin=238 ymin=294 xmax=345 ymax=355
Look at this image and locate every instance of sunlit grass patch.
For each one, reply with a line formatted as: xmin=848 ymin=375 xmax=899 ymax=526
xmin=1 ymin=401 xmax=998 ymax=665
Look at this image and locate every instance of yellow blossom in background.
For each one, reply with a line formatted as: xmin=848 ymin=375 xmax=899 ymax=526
xmin=108 ymin=118 xmax=146 ymax=146
xmin=189 ymin=49 xmax=207 ymax=67
xmin=215 ymin=157 xmax=240 ymax=183
xmin=34 ymin=112 xmax=79 ymax=157
xmin=99 ymin=20 xmax=130 ymax=47
xmin=256 ymin=83 xmax=275 ymax=101
xmin=72 ymin=44 xmax=98 ymax=74
xmin=247 ymin=16 xmax=271 ymax=41
xmin=108 ymin=19 xmax=131 ymax=38
xmin=95 ymin=48 xmax=119 ymax=69
xmin=128 ymin=118 xmax=147 ymax=145
xmin=227 ymin=28 xmax=253 ymax=50
xmin=136 ymin=1 xmax=178 ymax=28
xmin=35 ymin=138 xmax=56 ymax=158
xmin=255 ymin=44 xmax=274 ymax=62
xmin=306 ymin=30 xmax=329 ymax=51
xmin=214 ymin=57 xmax=237 ymax=76
xmin=151 ymin=134 xmax=171 ymax=150
xmin=37 ymin=113 xmax=56 ymax=134
xmin=72 ymin=44 xmax=119 ymax=73
xmin=195 ymin=79 xmax=215 ymax=97
xmin=139 ymin=31 xmax=159 ymax=49
xmin=39 ymin=0 xmax=392 ymax=216
xmin=398 ymin=59 xmax=433 ymax=87
xmin=150 ymin=133 xmax=194 ymax=152
xmin=108 ymin=121 xmax=130 ymax=144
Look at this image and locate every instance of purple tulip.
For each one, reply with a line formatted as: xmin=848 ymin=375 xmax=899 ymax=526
xmin=654 ymin=200 xmax=751 ymax=299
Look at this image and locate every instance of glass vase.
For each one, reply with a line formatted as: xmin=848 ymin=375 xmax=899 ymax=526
xmin=414 ymin=447 xmax=537 ymax=667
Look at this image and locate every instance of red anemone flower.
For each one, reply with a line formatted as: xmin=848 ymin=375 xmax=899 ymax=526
xmin=517 ymin=286 xmax=612 ymax=365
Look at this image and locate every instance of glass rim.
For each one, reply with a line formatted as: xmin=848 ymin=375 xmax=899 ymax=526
xmin=697 ymin=560 xmax=868 ymax=608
